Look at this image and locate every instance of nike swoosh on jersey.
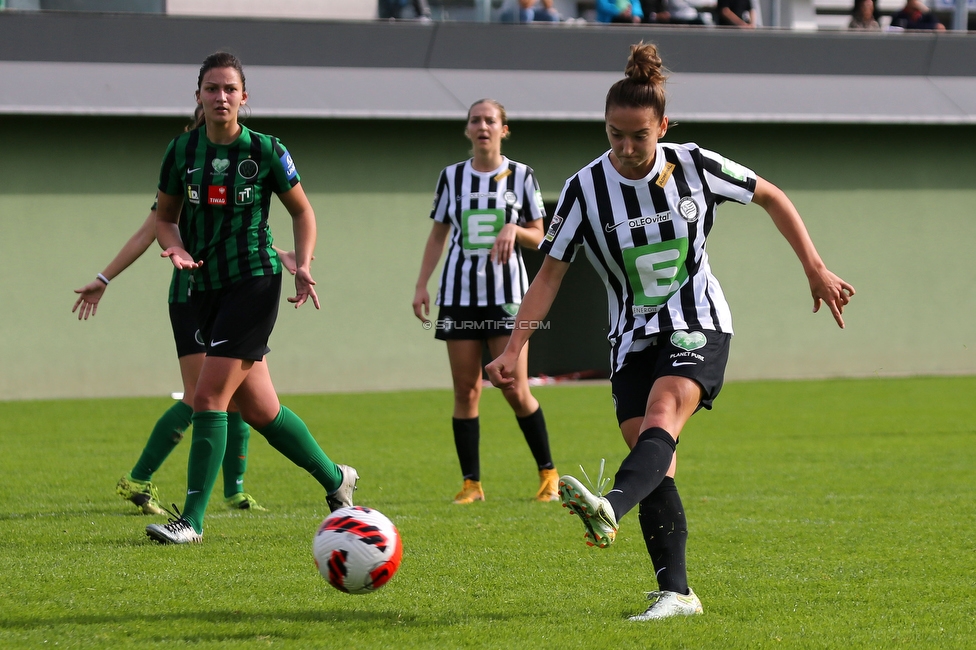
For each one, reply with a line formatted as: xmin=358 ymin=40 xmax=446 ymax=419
xmin=210 ymin=339 xmax=229 ymax=347
xmin=604 ymin=221 xmax=626 ymax=233
xmin=187 ymin=490 xmax=201 ymax=495
xmin=672 ymin=361 xmax=697 ymax=367
xmin=187 ymin=167 xmax=202 ymax=174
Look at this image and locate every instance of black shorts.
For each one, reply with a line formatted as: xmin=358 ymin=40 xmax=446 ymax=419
xmin=191 ymin=274 xmax=281 ymax=361
xmin=610 ymin=330 xmax=731 ymax=424
xmin=169 ymin=301 xmax=205 ymax=358
xmin=433 ymin=304 xmax=519 ymax=341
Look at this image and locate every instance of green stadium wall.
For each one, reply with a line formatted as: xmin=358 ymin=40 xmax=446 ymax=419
xmin=2 ymin=116 xmax=974 ymax=400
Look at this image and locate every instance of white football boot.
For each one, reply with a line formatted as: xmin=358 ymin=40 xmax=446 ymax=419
xmin=628 ymin=589 xmax=703 ymax=621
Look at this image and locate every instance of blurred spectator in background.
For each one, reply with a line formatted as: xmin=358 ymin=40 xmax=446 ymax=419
xmin=849 ymin=0 xmax=881 ymax=29
xmin=500 ymin=0 xmax=560 ymax=22
xmin=596 ymin=0 xmax=644 ymax=22
xmin=889 ymin=0 xmax=945 ymax=29
xmin=379 ymin=0 xmax=432 ymax=20
xmin=716 ymin=0 xmax=756 ymax=27
xmin=642 ymin=0 xmax=707 ymax=24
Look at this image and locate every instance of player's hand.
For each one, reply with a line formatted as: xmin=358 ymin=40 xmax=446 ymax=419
xmin=485 ymin=351 xmax=518 ymax=390
xmin=161 ymin=247 xmax=203 ymax=270
xmin=278 ymin=249 xmax=314 ymax=275
xmin=72 ymin=280 xmax=107 ymax=320
xmin=412 ymin=287 xmax=431 ymax=324
xmin=490 ymin=224 xmax=518 ymax=265
xmin=809 ymin=268 xmax=855 ymax=329
xmin=289 ymin=268 xmax=320 ymax=309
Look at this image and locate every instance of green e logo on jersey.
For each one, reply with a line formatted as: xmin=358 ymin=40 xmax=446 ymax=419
xmin=461 ymin=209 xmax=505 ymax=250
xmin=622 ymin=239 xmax=689 ymax=309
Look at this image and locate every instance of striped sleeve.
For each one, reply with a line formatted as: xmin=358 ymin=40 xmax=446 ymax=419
xmin=158 ymin=138 xmax=182 ymax=196
xmin=697 ymin=147 xmax=757 ymax=205
xmin=539 ymin=176 xmax=585 ymax=262
xmin=270 ymin=137 xmax=301 ymax=193
xmin=521 ymin=167 xmax=545 ymax=224
xmin=429 ymin=168 xmax=451 ymax=223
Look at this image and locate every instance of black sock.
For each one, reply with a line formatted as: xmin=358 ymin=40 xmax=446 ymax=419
xmin=604 ymin=427 xmax=675 ymax=519
xmin=638 ymin=477 xmax=689 ymax=595
xmin=452 ymin=417 xmax=480 ymax=481
xmin=516 ymin=407 xmax=554 ymax=471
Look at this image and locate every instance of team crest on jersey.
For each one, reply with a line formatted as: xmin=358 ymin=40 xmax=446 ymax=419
xmin=544 ymin=215 xmax=563 ymax=243
xmin=238 ymin=159 xmax=258 ymax=180
xmin=503 ymin=191 xmax=517 ymax=206
xmin=186 ymin=184 xmax=200 ymax=205
xmin=677 ymin=197 xmax=699 ymax=223
xmin=235 ymin=185 xmax=254 ymax=205
xmin=208 ymin=185 xmax=227 ymax=206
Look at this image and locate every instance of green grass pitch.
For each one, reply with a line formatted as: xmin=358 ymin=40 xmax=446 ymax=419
xmin=1 ymin=376 xmax=974 ymax=649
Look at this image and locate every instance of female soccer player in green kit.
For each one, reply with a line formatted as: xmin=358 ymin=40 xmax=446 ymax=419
xmin=145 ymin=52 xmax=357 ymax=544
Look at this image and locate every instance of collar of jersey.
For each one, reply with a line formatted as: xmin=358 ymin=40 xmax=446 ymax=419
xmin=602 ymin=145 xmax=664 ymax=186
xmin=466 ymin=156 xmax=510 ymax=176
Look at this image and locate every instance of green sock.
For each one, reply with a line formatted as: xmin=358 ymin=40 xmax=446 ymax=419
xmin=182 ymin=410 xmax=227 ymax=534
xmin=223 ymin=411 xmax=250 ymax=499
xmin=130 ymin=401 xmax=193 ymax=482
xmin=257 ymin=405 xmax=341 ymax=493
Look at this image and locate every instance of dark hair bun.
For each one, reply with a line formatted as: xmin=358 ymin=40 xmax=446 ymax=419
xmin=625 ymin=42 xmax=666 ymax=86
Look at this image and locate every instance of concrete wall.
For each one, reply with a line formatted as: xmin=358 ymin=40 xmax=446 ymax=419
xmin=2 ymin=115 xmax=974 ymax=400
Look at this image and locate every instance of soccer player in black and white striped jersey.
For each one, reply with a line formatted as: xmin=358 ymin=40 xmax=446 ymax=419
xmin=413 ymin=99 xmax=560 ymax=505
xmin=487 ymin=43 xmax=854 ymax=620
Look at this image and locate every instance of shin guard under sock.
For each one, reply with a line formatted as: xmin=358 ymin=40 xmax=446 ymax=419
xmin=516 ymin=407 xmax=554 ymax=471
xmin=257 ymin=406 xmax=341 ymax=492
xmin=183 ymin=410 xmax=228 ymax=533
xmin=223 ymin=411 xmax=250 ymax=498
xmin=452 ymin=417 xmax=480 ymax=481
xmin=130 ymin=400 xmax=193 ymax=481
xmin=604 ymin=427 xmax=676 ymax=520
xmin=638 ymin=477 xmax=689 ymax=595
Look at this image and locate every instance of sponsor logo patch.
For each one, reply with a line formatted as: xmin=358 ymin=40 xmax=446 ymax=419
xmin=544 ymin=215 xmax=563 ymax=242
xmin=655 ymin=162 xmax=676 ymax=188
xmin=235 ymin=185 xmax=254 ymax=205
xmin=670 ymin=330 xmax=707 ymax=351
xmin=208 ymin=185 xmax=227 ymax=206
xmin=280 ymin=151 xmax=298 ymax=180
xmin=187 ymin=184 xmax=200 ymax=205
xmin=721 ymin=158 xmax=751 ymax=182
xmin=605 ymin=211 xmax=671 ymax=233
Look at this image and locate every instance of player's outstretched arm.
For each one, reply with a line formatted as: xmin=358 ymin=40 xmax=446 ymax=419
xmin=278 ymin=183 xmax=320 ymax=310
xmin=752 ymin=176 xmax=855 ymax=328
xmin=155 ymin=191 xmax=202 ymax=270
xmin=413 ymin=222 xmax=451 ymax=324
xmin=486 ymin=256 xmax=570 ymax=388
xmin=72 ymin=210 xmax=158 ymax=320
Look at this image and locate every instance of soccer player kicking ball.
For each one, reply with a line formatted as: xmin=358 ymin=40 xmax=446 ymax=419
xmin=487 ymin=42 xmax=854 ymax=620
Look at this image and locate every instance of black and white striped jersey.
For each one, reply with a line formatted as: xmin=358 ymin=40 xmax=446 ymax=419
xmin=431 ymin=157 xmax=545 ymax=307
xmin=541 ymin=143 xmax=757 ymax=372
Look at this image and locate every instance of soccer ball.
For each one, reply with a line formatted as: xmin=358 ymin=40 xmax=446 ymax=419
xmin=313 ymin=506 xmax=402 ymax=594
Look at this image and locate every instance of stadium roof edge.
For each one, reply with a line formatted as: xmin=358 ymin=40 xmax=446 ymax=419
xmin=2 ymin=13 xmax=975 ymax=123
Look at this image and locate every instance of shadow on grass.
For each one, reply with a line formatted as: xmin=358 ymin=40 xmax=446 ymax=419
xmin=0 ymin=607 xmax=523 ymax=631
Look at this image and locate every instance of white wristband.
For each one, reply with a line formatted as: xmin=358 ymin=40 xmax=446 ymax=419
xmin=96 ymin=273 xmax=110 ymax=286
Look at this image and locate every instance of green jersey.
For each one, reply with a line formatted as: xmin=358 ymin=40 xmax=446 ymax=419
xmin=152 ymin=195 xmax=193 ymax=304
xmin=158 ymin=125 xmax=301 ymax=291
